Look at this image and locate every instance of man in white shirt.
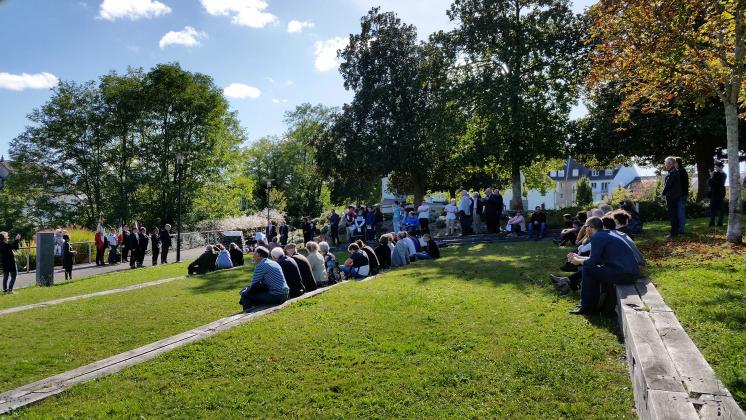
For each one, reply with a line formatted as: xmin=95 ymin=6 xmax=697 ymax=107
xmin=458 ymin=190 xmax=473 ymax=236
xmin=444 ymin=198 xmax=458 ymax=236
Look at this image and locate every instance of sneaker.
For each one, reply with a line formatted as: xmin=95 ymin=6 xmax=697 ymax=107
xmin=559 ymin=262 xmax=578 ymax=272
xmin=549 ymin=274 xmax=567 ymax=284
xmin=5 ymin=290 xmax=14 ymax=295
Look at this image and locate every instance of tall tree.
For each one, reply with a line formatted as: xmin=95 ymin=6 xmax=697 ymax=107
xmin=448 ymin=0 xmax=586 ymax=210
xmin=587 ymin=0 xmax=745 ymax=243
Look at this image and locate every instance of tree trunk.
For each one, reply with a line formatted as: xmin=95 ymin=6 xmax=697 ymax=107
xmin=694 ymin=140 xmax=714 ymax=201
xmin=510 ymin=162 xmax=523 ymax=211
xmin=723 ymin=100 xmax=743 ymax=244
xmin=412 ymin=178 xmax=426 ymax=207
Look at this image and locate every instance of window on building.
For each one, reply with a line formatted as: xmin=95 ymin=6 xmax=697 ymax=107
xmin=572 ymin=169 xmax=578 ymax=177
xmin=591 ymin=169 xmax=599 ymax=176
xmin=558 ymin=170 xmax=565 ymax=177
xmin=605 ymin=169 xmax=613 ymax=176
xmin=601 ymin=182 xmax=609 ymax=192
xmin=591 ymin=182 xmax=597 ymax=189
xmin=550 ymin=170 xmax=557 ymax=177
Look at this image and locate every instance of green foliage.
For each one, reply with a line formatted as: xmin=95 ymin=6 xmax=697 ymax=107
xmin=9 ymin=64 xmax=246 ymax=230
xmin=608 ymin=185 xmax=633 ymax=205
xmin=575 ymin=177 xmax=593 ymax=208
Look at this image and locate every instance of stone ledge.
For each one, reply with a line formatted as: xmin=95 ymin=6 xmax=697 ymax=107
xmin=616 ymin=278 xmax=744 ymax=419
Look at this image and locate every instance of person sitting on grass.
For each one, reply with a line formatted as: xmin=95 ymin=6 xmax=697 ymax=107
xmin=391 ymin=232 xmax=411 ymax=267
xmin=305 ymin=241 xmax=328 ymax=287
xmin=504 ymin=211 xmax=526 ymax=237
xmin=527 ymin=206 xmax=547 ymax=239
xmin=284 ymin=243 xmax=317 ymax=292
xmin=271 ymin=247 xmax=305 ymax=298
xmin=229 ymin=243 xmax=244 ymax=267
xmin=319 ymin=241 xmax=341 ymax=284
xmin=553 ymin=217 xmax=640 ymax=315
xmin=356 ymin=239 xmax=380 ymax=275
xmin=188 ymin=245 xmax=216 ymax=275
xmin=423 ymin=234 xmax=440 ymax=259
xmin=554 ymin=212 xmax=584 ymax=247
xmin=215 ymin=244 xmax=234 ymax=270
xmin=404 ymin=231 xmax=419 ymax=262
xmin=339 ymin=243 xmax=370 ymax=279
xmin=611 ymin=210 xmax=633 ymax=238
xmin=374 ymin=235 xmax=392 ymax=269
xmin=239 ymin=247 xmax=289 ymax=312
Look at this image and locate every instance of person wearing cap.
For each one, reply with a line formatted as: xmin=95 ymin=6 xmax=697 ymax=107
xmin=708 ymin=161 xmax=727 ymax=227
xmin=240 ymin=247 xmax=289 ymax=311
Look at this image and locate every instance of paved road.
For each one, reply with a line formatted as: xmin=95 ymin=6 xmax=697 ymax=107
xmin=13 ymin=247 xmax=205 ymax=290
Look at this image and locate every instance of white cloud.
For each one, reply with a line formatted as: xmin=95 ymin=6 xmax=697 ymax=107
xmin=314 ymin=37 xmax=348 ymax=72
xmin=224 ymin=83 xmax=262 ymax=99
xmin=159 ymin=26 xmax=207 ymax=49
xmin=287 ymin=20 xmax=314 ymax=33
xmin=98 ymin=0 xmax=171 ymax=21
xmin=271 ymin=98 xmax=288 ymax=104
xmin=0 ymin=72 xmax=59 ymax=91
xmin=200 ymin=0 xmax=277 ymax=28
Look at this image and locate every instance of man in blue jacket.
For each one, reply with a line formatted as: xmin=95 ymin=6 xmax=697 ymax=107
xmin=566 ymin=216 xmax=640 ymax=315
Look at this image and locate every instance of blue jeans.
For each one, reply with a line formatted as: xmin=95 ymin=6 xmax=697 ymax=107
xmin=580 ymin=265 xmax=636 ymax=311
xmin=677 ymin=195 xmax=687 ymax=233
xmin=393 ymin=220 xmax=401 ymax=233
xmin=414 ymin=252 xmax=432 ymax=260
xmin=3 ymin=270 xmax=17 ymax=292
xmin=241 ymin=290 xmax=288 ymax=311
xmin=528 ymin=222 xmax=546 ymax=238
xmin=339 ymin=265 xmax=365 ymax=279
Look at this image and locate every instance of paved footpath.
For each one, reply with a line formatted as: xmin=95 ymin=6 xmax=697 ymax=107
xmin=13 ymin=247 xmax=205 ymax=290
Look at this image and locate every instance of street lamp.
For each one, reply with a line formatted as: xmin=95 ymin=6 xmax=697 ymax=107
xmin=176 ymin=153 xmax=184 ymax=263
xmin=265 ymin=179 xmax=272 ymax=233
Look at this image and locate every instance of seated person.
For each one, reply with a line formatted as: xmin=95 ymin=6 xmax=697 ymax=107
xmin=551 ymin=217 xmax=640 ymax=314
xmin=612 ymin=210 xmax=634 ymax=238
xmin=305 ymin=241 xmax=328 ymax=287
xmin=215 ymin=245 xmax=234 ymax=270
xmin=271 ymin=247 xmax=305 ymax=298
xmin=319 ymin=241 xmax=341 ymax=284
xmin=504 ymin=211 xmax=526 ymax=236
xmin=402 ymin=211 xmax=420 ymax=232
xmin=339 ymin=243 xmax=370 ymax=279
xmin=620 ymin=200 xmax=643 ymax=234
xmin=188 ymin=245 xmax=216 ymax=275
xmin=229 ymin=243 xmax=245 ymax=266
xmin=391 ymin=232 xmax=410 ymax=267
xmin=410 ymin=232 xmax=433 ymax=260
xmin=284 ymin=243 xmax=317 ymax=292
xmin=374 ymin=235 xmax=392 ymax=269
xmin=239 ymin=247 xmax=290 ymax=312
xmin=527 ymin=206 xmax=547 ymax=239
xmin=554 ymin=212 xmax=584 ymax=246
xmin=356 ymin=239 xmax=380 ymax=275
xmin=424 ymin=234 xmax=440 ymax=259
xmin=404 ymin=232 xmax=419 ymax=262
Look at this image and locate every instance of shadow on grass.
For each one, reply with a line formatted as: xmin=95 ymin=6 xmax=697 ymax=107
xmin=185 ymin=267 xmax=252 ymax=294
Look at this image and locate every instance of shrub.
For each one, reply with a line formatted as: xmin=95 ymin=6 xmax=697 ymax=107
xmin=575 ymin=177 xmax=593 ymax=208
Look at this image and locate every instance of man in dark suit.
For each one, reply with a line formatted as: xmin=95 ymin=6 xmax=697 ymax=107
xmin=266 ymin=221 xmax=277 ymax=241
xmin=565 ymin=217 xmax=640 ymax=315
xmin=329 ymin=209 xmax=341 ymax=246
xmin=126 ymin=226 xmax=139 ymax=269
xmin=137 ymin=227 xmax=149 ymax=268
xmin=160 ymin=224 xmax=172 ymax=264
xmin=284 ymin=243 xmax=317 ymax=292
xmin=661 ymin=156 xmax=682 ymax=239
xmin=271 ymin=247 xmax=304 ymax=298
xmin=278 ymin=222 xmax=289 ymax=246
xmin=188 ymin=246 xmax=216 ymax=275
xmin=484 ymin=188 xmax=498 ymax=234
xmin=708 ymin=161 xmax=727 ymax=227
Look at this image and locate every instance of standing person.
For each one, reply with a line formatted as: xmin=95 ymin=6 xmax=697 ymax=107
xmin=121 ymin=225 xmax=130 ymax=263
xmin=279 ymin=221 xmax=289 ymax=246
xmin=708 ymin=161 xmax=727 ymax=227
xmin=126 ymin=226 xmax=139 ymax=268
xmin=392 ymin=201 xmax=404 ymax=234
xmin=328 ymin=210 xmax=340 ymax=246
xmin=472 ymin=192 xmax=483 ymax=234
xmin=365 ymin=207 xmax=377 ymax=241
xmin=106 ymin=228 xmax=119 ymax=264
xmin=494 ymin=188 xmax=504 ymax=233
xmin=302 ymin=217 xmax=312 ymax=243
xmin=266 ymin=221 xmax=277 ymax=241
xmin=444 ymin=198 xmax=459 ymax=236
xmin=662 ymin=156 xmax=682 ymax=240
xmin=94 ymin=214 xmax=107 ymax=266
xmin=150 ymin=227 xmax=161 ymax=266
xmin=417 ymin=200 xmax=431 ymax=234
xmin=458 ymin=190 xmax=473 ymax=236
xmin=484 ymin=188 xmax=498 ymax=233
xmin=137 ymin=227 xmax=149 ymax=268
xmin=354 ymin=209 xmax=366 ymax=241
xmin=62 ymin=234 xmax=75 ymax=280
xmin=239 ymin=247 xmax=289 ymax=312
xmin=344 ymin=206 xmax=356 ymax=242
xmin=374 ymin=207 xmax=384 ymax=238
xmin=675 ymin=157 xmax=689 ymax=234
xmin=0 ymin=232 xmax=21 ymax=294
xmin=160 ymin=224 xmax=172 ymax=264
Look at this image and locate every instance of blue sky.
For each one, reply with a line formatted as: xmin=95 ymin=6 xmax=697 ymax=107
xmin=0 ymin=0 xmax=597 ymax=157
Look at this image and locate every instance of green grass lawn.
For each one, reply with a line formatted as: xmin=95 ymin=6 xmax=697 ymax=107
xmin=635 ymin=217 xmax=746 ymax=408
xmin=0 ymin=261 xmax=193 ymax=311
xmin=13 ymin=242 xmax=635 ymax=418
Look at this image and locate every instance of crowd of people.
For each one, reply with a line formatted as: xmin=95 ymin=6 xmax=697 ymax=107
xmin=88 ymin=215 xmax=174 ymax=271
xmin=548 ymin=202 xmax=645 ymax=315
xmin=239 ymin=230 xmax=440 ymax=312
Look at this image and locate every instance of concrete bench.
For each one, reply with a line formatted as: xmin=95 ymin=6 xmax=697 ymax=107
xmin=616 ymin=279 xmax=744 ymax=419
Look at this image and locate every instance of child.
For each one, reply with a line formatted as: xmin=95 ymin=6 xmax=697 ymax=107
xmin=62 ymin=234 xmax=76 ymax=280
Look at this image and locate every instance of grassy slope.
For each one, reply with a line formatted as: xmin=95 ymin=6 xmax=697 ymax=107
xmin=637 ymin=218 xmax=745 ymax=408
xmin=0 ymin=261 xmax=193 ymax=310
xmin=17 ymin=242 xmax=634 ymax=418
